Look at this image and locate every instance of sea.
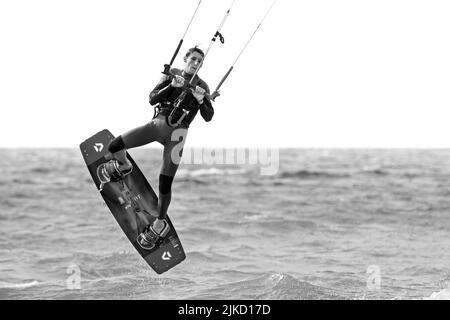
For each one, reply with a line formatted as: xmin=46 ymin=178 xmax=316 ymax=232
xmin=0 ymin=148 xmax=449 ymax=300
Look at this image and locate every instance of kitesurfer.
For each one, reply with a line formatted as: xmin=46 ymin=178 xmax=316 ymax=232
xmin=100 ymin=46 xmax=214 ymax=249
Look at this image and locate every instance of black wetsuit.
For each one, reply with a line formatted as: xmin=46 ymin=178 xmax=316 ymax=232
xmin=108 ymin=68 xmax=214 ymax=220
xmin=116 ymin=68 xmax=214 ymax=175
xmin=150 ymin=68 xmax=214 ymax=127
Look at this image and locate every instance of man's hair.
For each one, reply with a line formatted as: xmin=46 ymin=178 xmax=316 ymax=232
xmin=184 ymin=46 xmax=205 ymax=61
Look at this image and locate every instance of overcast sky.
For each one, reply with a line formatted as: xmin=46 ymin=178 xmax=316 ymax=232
xmin=1 ymin=0 xmax=449 ymax=148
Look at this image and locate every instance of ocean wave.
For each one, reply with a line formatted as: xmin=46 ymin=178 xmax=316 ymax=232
xmin=10 ymin=191 xmax=30 ymax=199
xmin=401 ymin=172 xmax=421 ymax=179
xmin=360 ymin=169 xmax=389 ymax=176
xmin=0 ymin=280 xmax=40 ymax=290
xmin=69 ymin=250 xmax=137 ymax=266
xmin=243 ymin=214 xmax=264 ymax=222
xmin=254 ymin=273 xmax=344 ymax=300
xmin=76 ymin=274 xmax=137 ymax=285
xmin=424 ymin=288 xmax=450 ymax=300
xmin=176 ymin=178 xmax=210 ymax=185
xmin=180 ymin=227 xmax=233 ymax=240
xmin=278 ymin=170 xmax=349 ymax=180
xmin=1 ymin=198 xmax=29 ymax=209
xmin=228 ymin=245 xmax=257 ymax=253
xmin=178 ymin=168 xmax=246 ymax=178
xmin=254 ymin=219 xmax=317 ymax=232
xmin=12 ymin=178 xmax=37 ymax=185
xmin=211 ymin=268 xmax=260 ymax=278
xmin=30 ymin=167 xmax=53 ymax=174
xmin=398 ymin=265 xmax=447 ymax=277
xmin=192 ymin=272 xmax=343 ymax=300
xmin=278 ymin=168 xmax=391 ymax=180
xmin=186 ymin=250 xmax=241 ymax=263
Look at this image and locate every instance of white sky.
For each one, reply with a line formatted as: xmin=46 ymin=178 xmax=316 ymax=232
xmin=1 ymin=0 xmax=449 ymax=148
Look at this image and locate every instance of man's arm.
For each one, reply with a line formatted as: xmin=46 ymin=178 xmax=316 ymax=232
xmin=149 ymin=74 xmax=172 ymax=106
xmin=199 ymin=84 xmax=214 ymax=122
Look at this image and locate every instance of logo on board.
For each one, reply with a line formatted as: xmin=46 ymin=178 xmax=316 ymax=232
xmin=162 ymin=251 xmax=172 ymax=260
xmin=94 ymin=143 xmax=104 ymax=152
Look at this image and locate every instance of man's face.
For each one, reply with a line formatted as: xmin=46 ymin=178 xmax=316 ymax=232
xmin=184 ymin=51 xmax=204 ymax=74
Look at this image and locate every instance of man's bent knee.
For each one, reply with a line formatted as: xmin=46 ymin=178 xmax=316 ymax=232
xmin=159 ymin=174 xmax=174 ymax=195
xmin=108 ymin=136 xmax=126 ymax=154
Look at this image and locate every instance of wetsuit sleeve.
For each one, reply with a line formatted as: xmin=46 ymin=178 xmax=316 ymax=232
xmin=149 ymin=75 xmax=172 ymax=106
xmin=199 ymin=84 xmax=214 ymax=122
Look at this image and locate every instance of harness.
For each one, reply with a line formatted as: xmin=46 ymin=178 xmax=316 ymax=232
xmin=153 ymin=102 xmax=191 ymax=128
xmin=167 ymin=90 xmax=190 ymax=128
xmin=153 ymin=74 xmax=202 ymax=128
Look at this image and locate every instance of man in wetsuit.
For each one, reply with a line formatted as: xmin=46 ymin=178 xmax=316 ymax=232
xmin=99 ymin=47 xmax=214 ymax=249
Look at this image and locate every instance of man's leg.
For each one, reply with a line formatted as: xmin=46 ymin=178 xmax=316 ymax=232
xmin=107 ymin=136 xmax=131 ymax=170
xmin=152 ymin=129 xmax=187 ymax=233
xmin=106 ymin=121 xmax=162 ymax=171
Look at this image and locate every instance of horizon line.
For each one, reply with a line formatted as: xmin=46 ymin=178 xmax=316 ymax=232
xmin=1 ymin=146 xmax=449 ymax=150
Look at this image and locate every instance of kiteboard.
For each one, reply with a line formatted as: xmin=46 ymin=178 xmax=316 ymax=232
xmin=80 ymin=129 xmax=185 ymax=274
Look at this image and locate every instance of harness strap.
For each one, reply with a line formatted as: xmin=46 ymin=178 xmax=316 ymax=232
xmin=154 ymin=105 xmax=190 ymax=128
